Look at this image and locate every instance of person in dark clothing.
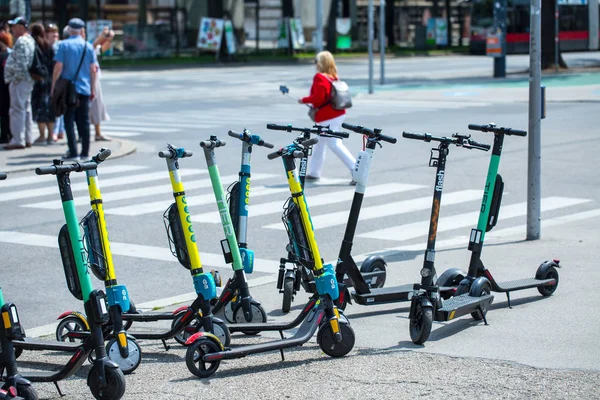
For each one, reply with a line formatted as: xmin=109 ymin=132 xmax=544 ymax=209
xmin=0 ymin=31 xmax=12 ymax=144
xmin=30 ymin=22 xmax=55 ymax=145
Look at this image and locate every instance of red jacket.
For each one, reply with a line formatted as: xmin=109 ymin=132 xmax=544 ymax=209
xmin=301 ymin=73 xmax=345 ymax=122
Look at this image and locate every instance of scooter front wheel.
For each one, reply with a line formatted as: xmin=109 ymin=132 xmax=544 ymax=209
xmin=56 ymin=316 xmax=87 ymax=343
xmin=233 ymin=303 xmax=267 ymax=335
xmin=281 ymin=277 xmax=295 ymax=313
xmin=409 ymin=302 xmax=433 ymax=345
xmin=105 ymin=337 xmax=142 ymax=375
xmin=172 ymin=311 xmax=200 ymax=346
xmin=87 ymin=364 xmax=126 ymax=400
xmin=186 ymin=338 xmax=221 ymax=378
xmin=317 ymin=320 xmax=355 ymax=357
xmin=195 ymin=319 xmax=231 ymax=347
xmin=16 ymin=382 xmax=38 ymax=400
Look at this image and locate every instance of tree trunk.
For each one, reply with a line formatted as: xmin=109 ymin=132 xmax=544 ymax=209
xmin=541 ymin=0 xmax=567 ymax=69
xmin=326 ymin=0 xmax=339 ymax=53
xmin=386 ymin=0 xmax=395 ymax=47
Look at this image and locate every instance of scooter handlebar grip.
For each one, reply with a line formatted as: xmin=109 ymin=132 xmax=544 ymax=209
xmin=259 ymin=140 xmax=275 ymax=149
xmin=469 ymin=140 xmax=491 ymax=150
xmin=303 ymin=137 xmax=319 ymax=147
xmin=266 ymin=123 xmax=291 ymax=131
xmin=467 ymin=124 xmax=488 ymax=132
xmin=380 ymin=134 xmax=397 ymax=144
xmin=182 ymin=150 xmax=193 ymax=157
xmin=94 ymin=147 xmax=112 ymax=162
xmin=292 ymin=150 xmax=304 ymax=158
xmin=79 ymin=162 xmax=98 ymax=171
xmin=158 ymin=150 xmax=170 ymax=158
xmin=228 ymin=130 xmax=242 ymax=139
xmin=402 ymin=131 xmax=427 ymax=141
xmin=35 ymin=166 xmax=57 ymax=175
xmin=341 ymin=122 xmax=362 ymax=133
xmin=267 ymin=149 xmax=283 ymax=160
xmin=200 ymin=140 xmax=225 ymax=148
xmin=508 ymin=129 xmax=527 ymax=137
xmin=0 ymin=172 xmax=6 ymax=180
xmin=328 ymin=130 xmax=350 ymax=139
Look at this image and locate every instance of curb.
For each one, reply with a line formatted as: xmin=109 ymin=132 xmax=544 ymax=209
xmin=1 ymin=138 xmax=137 ymax=174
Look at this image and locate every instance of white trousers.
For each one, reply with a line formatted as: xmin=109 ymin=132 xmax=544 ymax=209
xmin=307 ymin=114 xmax=356 ymax=178
xmin=8 ymin=80 xmax=33 ymax=147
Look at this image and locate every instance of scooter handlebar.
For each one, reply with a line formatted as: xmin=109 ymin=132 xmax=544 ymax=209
xmin=158 ymin=148 xmax=193 ymax=159
xmin=228 ymin=130 xmax=275 ymax=149
xmin=468 ymin=124 xmax=527 ymax=137
xmin=0 ymin=172 xmax=6 ymax=180
xmin=402 ymin=131 xmax=428 ymax=141
xmin=267 ymin=149 xmax=283 ymax=160
xmin=199 ymin=139 xmax=226 ymax=149
xmin=325 ymin=130 xmax=350 ymax=139
xmin=466 ymin=139 xmax=491 ymax=151
xmin=302 ymin=137 xmax=319 ymax=147
xmin=266 ymin=123 xmax=292 ymax=132
xmin=343 ymin=122 xmax=396 ymax=143
xmin=92 ymin=147 xmax=111 ymax=163
xmin=35 ymin=161 xmax=97 ymax=175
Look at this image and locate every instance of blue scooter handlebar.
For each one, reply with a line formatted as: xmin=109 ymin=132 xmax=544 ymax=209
xmin=228 ymin=130 xmax=275 ymax=149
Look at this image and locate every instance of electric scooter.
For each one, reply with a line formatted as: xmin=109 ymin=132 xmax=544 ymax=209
xmin=54 ymin=148 xmax=142 ymax=375
xmin=56 ymin=145 xmax=230 ymax=349
xmin=326 ymin=123 xmax=397 ymax=310
xmin=0 ymin=172 xmax=38 ymax=400
xmin=401 ymin=131 xmax=495 ymax=345
xmin=266 ymin=123 xmax=387 ymax=313
xmin=201 ymin=137 xmax=267 ymax=325
xmin=436 ymin=123 xmax=560 ymax=307
xmin=215 ymin=129 xmax=274 ymax=324
xmin=184 ymin=135 xmax=355 ymax=378
xmin=9 ymin=160 xmax=126 ymax=400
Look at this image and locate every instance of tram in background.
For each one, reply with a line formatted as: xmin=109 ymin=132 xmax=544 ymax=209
xmin=469 ymin=0 xmax=592 ymax=54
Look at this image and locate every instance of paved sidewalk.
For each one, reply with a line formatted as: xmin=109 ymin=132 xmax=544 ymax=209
xmin=0 ymin=136 xmax=137 ymax=174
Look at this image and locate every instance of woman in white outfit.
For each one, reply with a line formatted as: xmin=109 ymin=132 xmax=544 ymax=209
xmin=298 ymin=51 xmax=356 ymax=185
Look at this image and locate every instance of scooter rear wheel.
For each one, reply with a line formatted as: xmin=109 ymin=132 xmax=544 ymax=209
xmin=469 ymin=279 xmax=492 ymax=321
xmin=360 ymin=258 xmax=387 ymax=288
xmin=317 ymin=321 xmax=355 ymax=357
xmin=195 ymin=319 xmax=231 ymax=347
xmin=409 ymin=302 xmax=433 ymax=345
xmin=87 ymin=364 xmax=126 ymax=400
xmin=282 ymin=277 xmax=295 ymax=313
xmin=186 ymin=338 xmax=221 ymax=378
xmin=172 ymin=311 xmax=200 ymax=346
xmin=537 ymin=266 xmax=559 ymax=296
xmin=105 ymin=337 xmax=142 ymax=375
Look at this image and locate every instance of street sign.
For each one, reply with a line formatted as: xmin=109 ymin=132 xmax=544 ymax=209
xmin=486 ymin=31 xmax=503 ymax=57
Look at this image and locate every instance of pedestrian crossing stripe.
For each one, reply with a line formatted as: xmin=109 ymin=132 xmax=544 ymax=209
xmin=264 ymin=189 xmax=482 ymax=230
xmin=6 ymin=169 xmax=206 ymax=203
xmin=356 ymin=197 xmax=591 ymax=241
xmin=192 ymin=183 xmax=425 ymax=224
xmin=21 ymin=172 xmax=277 ymax=209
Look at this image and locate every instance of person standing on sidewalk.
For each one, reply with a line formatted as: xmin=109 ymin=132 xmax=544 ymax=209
xmin=46 ymin=23 xmax=63 ymax=142
xmin=298 ymin=50 xmax=356 ymax=185
xmin=30 ymin=22 xmax=55 ymax=145
xmin=3 ymin=16 xmax=35 ymax=150
xmin=51 ymin=18 xmax=97 ymax=160
xmin=0 ymin=32 xmax=13 ymax=144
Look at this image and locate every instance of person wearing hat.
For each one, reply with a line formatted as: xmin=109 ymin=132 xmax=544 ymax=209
xmin=51 ymin=17 xmax=97 ymax=161
xmin=3 ymin=16 xmax=35 ymax=150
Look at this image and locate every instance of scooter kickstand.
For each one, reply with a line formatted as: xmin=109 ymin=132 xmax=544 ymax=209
xmin=53 ymin=381 xmax=64 ymax=396
xmin=506 ymin=292 xmax=512 ymax=309
xmin=161 ymin=339 xmax=170 ymax=351
xmin=480 ymin=307 xmax=489 ymax=326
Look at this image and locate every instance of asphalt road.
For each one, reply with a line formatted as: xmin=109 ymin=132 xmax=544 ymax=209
xmin=1 ymin=52 xmax=600 ymax=399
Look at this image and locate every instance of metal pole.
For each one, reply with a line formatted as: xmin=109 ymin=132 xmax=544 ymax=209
xmin=256 ymin=0 xmax=260 ymax=53
xmin=379 ymin=0 xmax=385 ymax=85
xmin=554 ymin=0 xmax=559 ymax=72
xmin=368 ymin=0 xmax=374 ymax=94
xmin=316 ymin=0 xmax=324 ymax=53
xmin=527 ymin=0 xmax=541 ymax=240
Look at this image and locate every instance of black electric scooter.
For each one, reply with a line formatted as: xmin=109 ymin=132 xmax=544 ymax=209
xmin=266 ymin=123 xmax=387 ymax=312
xmin=402 ymin=131 xmax=495 ymax=344
xmin=9 ymin=161 xmax=126 ymax=400
xmin=184 ymin=135 xmax=354 ymax=378
xmin=436 ymin=123 xmax=560 ymax=307
xmin=0 ymin=172 xmax=37 ymax=400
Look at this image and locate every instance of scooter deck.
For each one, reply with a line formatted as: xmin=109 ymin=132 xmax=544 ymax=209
xmin=12 ymin=338 xmax=82 ymax=352
xmin=351 ymin=284 xmax=414 ymax=305
xmin=435 ymin=293 xmax=494 ymax=322
xmin=495 ymin=278 xmax=555 ymax=292
xmin=122 ymin=311 xmax=176 ymax=321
